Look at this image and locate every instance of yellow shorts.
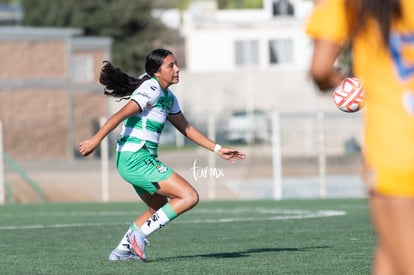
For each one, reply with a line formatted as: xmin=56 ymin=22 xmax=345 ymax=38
xmin=364 ymin=165 xmax=414 ymax=198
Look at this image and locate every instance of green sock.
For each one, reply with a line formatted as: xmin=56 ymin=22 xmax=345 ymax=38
xmin=129 ymin=222 xmax=138 ymax=231
xmin=161 ymin=203 xmax=178 ymax=220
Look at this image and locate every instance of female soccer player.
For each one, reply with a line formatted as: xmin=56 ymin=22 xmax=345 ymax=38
xmin=79 ymin=49 xmax=245 ymax=261
xmin=306 ymin=0 xmax=414 ymax=274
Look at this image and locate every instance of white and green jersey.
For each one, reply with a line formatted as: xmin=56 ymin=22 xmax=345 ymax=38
xmin=116 ymin=78 xmax=181 ymax=154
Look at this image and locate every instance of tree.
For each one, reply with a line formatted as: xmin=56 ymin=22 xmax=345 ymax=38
xmin=217 ymin=0 xmax=263 ymax=9
xmin=20 ymin=0 xmax=182 ymax=74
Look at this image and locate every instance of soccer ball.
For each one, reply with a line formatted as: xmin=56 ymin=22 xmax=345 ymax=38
xmin=332 ymin=77 xmax=365 ymax=113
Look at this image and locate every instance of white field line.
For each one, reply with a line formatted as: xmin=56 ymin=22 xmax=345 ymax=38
xmin=0 ymin=208 xmax=346 ymax=231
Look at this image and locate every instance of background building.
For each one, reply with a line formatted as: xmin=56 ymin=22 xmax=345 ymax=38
xmin=151 ymin=0 xmax=336 ymax=121
xmin=0 ymin=27 xmax=112 ymax=160
xmin=0 ymin=0 xmax=364 ymax=203
xmin=150 ymin=0 xmax=355 ymax=150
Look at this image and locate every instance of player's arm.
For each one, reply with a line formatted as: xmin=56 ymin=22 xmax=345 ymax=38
xmin=167 ymin=112 xmax=245 ymax=163
xmin=79 ymin=100 xmax=141 ymax=156
xmin=168 ymin=112 xmax=215 ymax=150
xmin=309 ymin=39 xmax=345 ymax=91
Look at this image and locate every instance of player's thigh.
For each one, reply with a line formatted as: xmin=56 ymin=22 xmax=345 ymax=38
xmin=157 ymin=172 xmax=198 ymax=200
xmin=370 ymin=196 xmax=414 ymax=272
xmin=139 ymin=192 xmax=168 ymax=212
xmin=117 ymin=150 xmax=174 ymax=195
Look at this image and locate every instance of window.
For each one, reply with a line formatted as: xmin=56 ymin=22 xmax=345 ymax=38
xmin=226 ymin=110 xmax=270 ymax=144
xmin=272 ymin=0 xmax=294 ymax=16
xmin=71 ymin=55 xmax=94 ymax=83
xmin=269 ymin=39 xmax=293 ymax=64
xmin=235 ymin=40 xmax=259 ymax=67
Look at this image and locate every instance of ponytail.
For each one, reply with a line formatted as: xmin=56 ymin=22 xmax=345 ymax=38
xmin=99 ymin=61 xmax=150 ymax=98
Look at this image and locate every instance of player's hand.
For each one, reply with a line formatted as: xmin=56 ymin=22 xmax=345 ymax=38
xmin=79 ymin=138 xmax=99 ymax=156
xmin=217 ymin=147 xmax=246 ymax=164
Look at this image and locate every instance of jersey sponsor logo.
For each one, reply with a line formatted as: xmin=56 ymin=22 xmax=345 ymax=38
xmin=137 ymin=91 xmax=151 ymax=99
xmin=150 ymin=85 xmax=157 ymax=91
xmin=390 ymin=33 xmax=414 ymax=79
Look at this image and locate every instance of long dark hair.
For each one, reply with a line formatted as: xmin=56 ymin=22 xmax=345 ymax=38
xmin=99 ymin=49 xmax=173 ymax=98
xmin=347 ymin=0 xmax=402 ymax=47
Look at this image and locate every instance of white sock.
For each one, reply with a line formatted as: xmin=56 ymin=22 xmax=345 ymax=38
xmin=140 ymin=207 xmax=171 ymax=237
xmin=115 ymin=204 xmax=177 ymax=251
xmin=115 ymin=227 xmax=133 ymax=252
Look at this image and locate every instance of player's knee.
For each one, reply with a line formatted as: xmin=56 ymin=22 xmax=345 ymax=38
xmin=184 ymin=188 xmax=199 ymax=208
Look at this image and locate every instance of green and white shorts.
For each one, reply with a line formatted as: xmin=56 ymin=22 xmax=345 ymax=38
xmin=115 ymin=148 xmax=174 ymax=195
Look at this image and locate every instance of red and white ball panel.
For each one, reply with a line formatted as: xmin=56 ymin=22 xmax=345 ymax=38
xmin=332 ymin=77 xmax=365 ymax=113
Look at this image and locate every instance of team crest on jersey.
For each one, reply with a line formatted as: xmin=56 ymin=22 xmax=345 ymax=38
xmin=157 ymin=164 xmax=168 ymax=173
xmin=159 ymin=96 xmax=173 ymax=111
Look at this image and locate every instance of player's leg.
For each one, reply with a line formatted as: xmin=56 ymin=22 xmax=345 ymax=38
xmin=114 ymin=149 xmax=198 ymax=260
xmin=372 ymin=243 xmax=394 ymax=275
xmin=128 ymin=172 xmax=199 ymax=261
xmin=132 ymin=172 xmax=199 ymax=237
xmin=157 ymin=172 xmax=199 ymax=214
xmin=110 ymin=188 xmax=166 ymax=259
xmin=370 ymin=196 xmax=414 ymax=275
xmin=370 ymin=196 xmax=398 ymax=275
xmin=134 ymin=192 xmax=168 ymax=226
xmin=111 ymin=191 xmax=168 ymax=262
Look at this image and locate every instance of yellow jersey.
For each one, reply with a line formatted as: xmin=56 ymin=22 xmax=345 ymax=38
xmin=307 ymin=0 xmax=414 ymax=196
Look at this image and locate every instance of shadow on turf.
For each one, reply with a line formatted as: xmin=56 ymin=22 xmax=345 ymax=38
xmin=156 ymin=246 xmax=328 ymax=261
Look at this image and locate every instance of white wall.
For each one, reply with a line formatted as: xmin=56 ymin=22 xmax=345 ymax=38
xmin=175 ymin=0 xmax=323 ymax=119
xmin=173 ymin=69 xmax=336 ymax=121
